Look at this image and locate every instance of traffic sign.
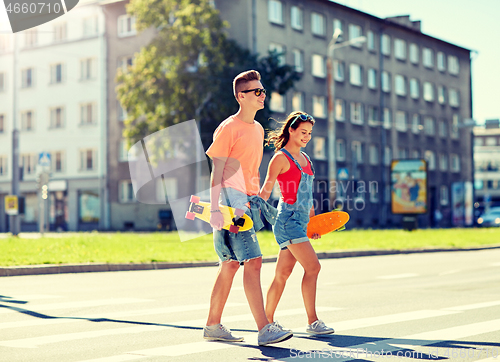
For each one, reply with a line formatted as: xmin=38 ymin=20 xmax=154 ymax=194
xmin=4 ymin=195 xmax=19 ymax=216
xmin=337 ymin=168 xmax=349 ymax=180
xmin=38 ymin=152 xmax=51 ymax=168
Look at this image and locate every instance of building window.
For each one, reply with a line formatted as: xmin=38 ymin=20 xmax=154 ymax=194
xmin=21 ymin=110 xmax=34 ymax=131
xmin=383 ymin=108 xmax=391 ymax=129
xmin=0 ymin=155 xmax=7 ymax=176
xmin=423 ymin=82 xmax=434 ymax=102
xmin=313 ymin=137 xmax=326 ymax=160
xmin=312 ymin=54 xmax=326 ymax=78
xmin=439 ymin=153 xmax=448 ymax=171
xmin=21 ymin=68 xmax=34 ymax=88
xmin=440 ymin=186 xmax=449 ymax=206
xmin=424 ymin=150 xmax=436 ymax=170
xmin=80 ymin=149 xmax=96 ymax=171
xmin=394 ymin=74 xmax=406 ymax=96
xmin=268 ymin=0 xmax=283 ymax=24
xmin=398 ymin=147 xmax=408 ymax=159
xmin=449 ymin=88 xmax=460 ymax=107
xmin=24 ymin=29 xmax=37 ymax=47
xmin=269 ymin=43 xmax=286 ymax=66
xmin=83 ymin=16 xmax=98 ymax=37
xmin=485 ymin=137 xmax=497 ymax=146
xmin=410 ymin=78 xmax=419 ymax=99
xmin=370 ymin=185 xmax=379 ymax=203
xmin=292 ymin=49 xmax=303 ymax=72
xmin=119 ymin=180 xmax=135 ymax=203
xmin=21 ymin=153 xmax=37 ymax=175
xmin=349 ymin=63 xmax=362 ymax=86
xmin=411 ymin=149 xmax=420 ymax=158
xmin=451 ymin=114 xmax=459 ymax=139
xmin=79 ymin=190 xmax=100 ymax=223
xmin=290 ymin=6 xmax=303 ymax=30
xmin=411 ymin=114 xmax=421 ymax=134
xmin=162 ymin=177 xmax=178 ymax=200
xmin=437 ymin=51 xmax=445 ymax=72
xmin=117 ymin=15 xmax=137 ymax=37
xmin=381 ymin=71 xmax=390 ymax=92
xmin=424 ymin=116 xmax=435 ymax=135
xmin=52 ymin=151 xmax=64 ymax=173
xmin=80 ymin=58 xmax=96 ymax=80
xmin=394 ymin=38 xmax=406 ymax=60
xmin=336 ymin=139 xmax=346 ymax=161
xmin=335 ymin=99 xmax=345 ymax=121
xmin=450 ymin=154 xmax=460 ymax=172
xmin=269 ymin=92 xmax=285 ymax=113
xmin=352 ymin=141 xmax=363 ymax=163
xmin=117 ymin=102 xmax=127 ymax=121
xmin=438 ymin=85 xmax=446 ymax=104
xmin=367 ymin=30 xmax=375 ymax=51
xmin=423 ymin=48 xmax=434 ymax=68
xmin=384 ymin=146 xmax=392 ymax=166
xmin=311 ymin=12 xmax=325 ymax=36
xmin=119 ymin=56 xmax=134 ymax=73
xmin=348 ymin=24 xmax=362 ymax=47
xmin=50 ymin=63 xmax=64 ymax=84
xmin=368 ymin=106 xmax=378 ymax=126
xmin=334 ymin=60 xmax=344 ymax=81
xmin=381 ymin=34 xmax=390 ymax=56
xmin=448 ymin=55 xmax=459 ymax=75
xmin=80 ymin=103 xmax=97 ymax=125
xmin=350 ymin=102 xmax=363 ymax=125
xmin=367 ymin=68 xmax=377 ymax=89
xmin=409 ymin=43 xmax=419 ymax=64
xmin=292 ymin=92 xmax=304 ymax=112
xmin=312 ymin=95 xmax=326 ymax=118
xmin=438 ymin=120 xmax=447 ymax=138
xmin=50 ymin=107 xmax=64 ymax=128
xmin=53 ymin=22 xmax=67 ymax=42
xmin=0 ymin=72 xmax=5 ymax=92
xmin=395 ymin=111 xmax=407 ymax=131
xmin=369 ymin=144 xmax=379 ymax=165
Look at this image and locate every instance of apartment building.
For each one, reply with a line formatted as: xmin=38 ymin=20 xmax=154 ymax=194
xmin=215 ymin=0 xmax=473 ymax=228
xmin=0 ymin=0 xmax=107 ymax=232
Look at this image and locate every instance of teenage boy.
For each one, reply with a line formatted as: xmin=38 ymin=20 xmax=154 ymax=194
xmin=204 ymin=70 xmax=293 ymax=346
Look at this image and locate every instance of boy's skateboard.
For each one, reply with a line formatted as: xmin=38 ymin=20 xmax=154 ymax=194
xmin=185 ymin=195 xmax=253 ymax=234
xmin=307 ymin=210 xmax=349 ymax=238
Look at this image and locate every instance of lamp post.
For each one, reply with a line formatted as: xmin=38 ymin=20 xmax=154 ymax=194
xmin=10 ymin=32 xmax=20 ymax=236
xmin=327 ymin=30 xmax=366 ymax=207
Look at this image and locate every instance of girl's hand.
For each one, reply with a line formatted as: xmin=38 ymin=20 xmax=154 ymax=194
xmin=311 ymin=233 xmax=321 ymax=240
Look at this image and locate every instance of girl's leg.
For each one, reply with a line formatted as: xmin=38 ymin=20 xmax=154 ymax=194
xmin=286 ymin=241 xmax=321 ymax=325
xmin=265 ymin=248 xmax=297 ymax=323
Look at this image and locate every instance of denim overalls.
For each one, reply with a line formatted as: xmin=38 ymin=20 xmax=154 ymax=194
xmin=273 ymin=149 xmax=315 ymax=249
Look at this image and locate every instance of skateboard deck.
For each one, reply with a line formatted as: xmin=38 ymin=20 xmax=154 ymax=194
xmin=185 ymin=195 xmax=253 ymax=234
xmin=307 ymin=210 xmax=349 ymax=238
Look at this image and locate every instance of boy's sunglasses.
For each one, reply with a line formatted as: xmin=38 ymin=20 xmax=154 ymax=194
xmin=290 ymin=113 xmax=314 ymax=126
xmin=241 ymin=88 xmax=267 ymax=97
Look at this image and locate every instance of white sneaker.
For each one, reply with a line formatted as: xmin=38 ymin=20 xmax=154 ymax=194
xmin=306 ymin=319 xmax=335 ymax=335
xmin=203 ymin=324 xmax=244 ymax=342
xmin=258 ymin=322 xmax=293 ymax=346
xmin=273 ymin=320 xmax=292 ymax=332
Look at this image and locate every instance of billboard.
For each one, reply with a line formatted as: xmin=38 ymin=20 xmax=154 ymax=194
xmin=391 ymin=159 xmax=427 ymax=214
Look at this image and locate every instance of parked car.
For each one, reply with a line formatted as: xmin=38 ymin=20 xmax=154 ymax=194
xmin=477 ymin=207 xmax=500 ymax=227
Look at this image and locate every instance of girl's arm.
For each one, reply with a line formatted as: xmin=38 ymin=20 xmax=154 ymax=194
xmin=259 ymin=154 xmax=287 ymax=201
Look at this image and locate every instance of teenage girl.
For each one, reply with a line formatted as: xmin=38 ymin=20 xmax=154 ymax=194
xmin=259 ymin=111 xmax=335 ymax=335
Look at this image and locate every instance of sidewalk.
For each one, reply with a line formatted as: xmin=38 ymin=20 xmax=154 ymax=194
xmin=2 ymin=244 xmax=500 ymax=277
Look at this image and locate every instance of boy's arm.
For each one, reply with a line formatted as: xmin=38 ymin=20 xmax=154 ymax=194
xmin=209 ymin=157 xmax=225 ymax=230
xmin=259 ymin=154 xmax=286 ymax=202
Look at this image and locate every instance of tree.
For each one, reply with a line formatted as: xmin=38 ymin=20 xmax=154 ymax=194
xmin=116 ymin=0 xmax=300 ymax=148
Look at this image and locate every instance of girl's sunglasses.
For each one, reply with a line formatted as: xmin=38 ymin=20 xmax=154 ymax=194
xmin=290 ymin=113 xmax=314 ymax=127
xmin=241 ymin=88 xmax=266 ymax=97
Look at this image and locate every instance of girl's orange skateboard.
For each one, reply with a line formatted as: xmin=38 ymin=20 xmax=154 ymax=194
xmin=307 ymin=210 xmax=349 ymax=238
xmin=185 ymin=195 xmax=253 ymax=234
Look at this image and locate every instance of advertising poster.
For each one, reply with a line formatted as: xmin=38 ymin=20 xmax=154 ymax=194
xmin=452 ymin=182 xmax=465 ymax=227
xmin=391 ymin=159 xmax=427 ymax=214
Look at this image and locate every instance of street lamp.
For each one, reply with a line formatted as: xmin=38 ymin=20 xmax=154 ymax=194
xmin=327 ymin=30 xmax=366 ymax=207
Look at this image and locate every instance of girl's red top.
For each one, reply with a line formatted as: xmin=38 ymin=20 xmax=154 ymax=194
xmin=277 ymin=152 xmax=313 ymax=204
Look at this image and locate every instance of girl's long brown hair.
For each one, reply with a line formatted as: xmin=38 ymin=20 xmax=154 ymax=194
xmin=266 ymin=111 xmax=315 ymax=151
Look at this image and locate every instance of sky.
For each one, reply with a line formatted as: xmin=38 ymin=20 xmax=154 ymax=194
xmin=338 ymin=0 xmax=500 ymax=125
xmin=1 ymin=0 xmax=499 ymax=124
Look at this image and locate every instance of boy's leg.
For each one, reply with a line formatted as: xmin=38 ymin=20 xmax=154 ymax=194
xmin=243 ymin=257 xmax=269 ymax=331
xmin=265 ymin=248 xmax=297 ymax=323
xmin=206 ymin=260 xmax=240 ymax=326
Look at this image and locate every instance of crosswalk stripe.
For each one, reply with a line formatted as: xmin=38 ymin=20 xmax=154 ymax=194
xmin=0 ymin=298 xmax=151 ymax=315
xmin=443 ymin=300 xmax=500 ymax=311
xmin=377 ymin=273 xmax=419 ymax=279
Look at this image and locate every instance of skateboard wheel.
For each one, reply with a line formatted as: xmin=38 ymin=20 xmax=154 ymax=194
xmin=185 ymin=211 xmax=195 ymax=220
xmin=229 ymin=225 xmax=239 ymax=234
xmin=190 ymin=195 xmax=200 ymax=203
xmin=234 ymin=208 xmax=245 ymax=217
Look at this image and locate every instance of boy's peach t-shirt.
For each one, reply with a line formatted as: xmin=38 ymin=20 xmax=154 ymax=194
xmin=206 ymin=115 xmax=264 ymax=196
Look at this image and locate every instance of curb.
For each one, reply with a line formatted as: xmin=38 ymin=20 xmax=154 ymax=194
xmin=2 ymin=245 xmax=500 ymax=277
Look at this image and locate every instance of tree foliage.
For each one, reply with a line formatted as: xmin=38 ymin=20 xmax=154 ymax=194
xmin=116 ymin=0 xmax=300 ymax=147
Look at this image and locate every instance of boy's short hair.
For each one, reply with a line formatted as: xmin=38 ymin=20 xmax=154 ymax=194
xmin=233 ymin=70 xmax=261 ymax=100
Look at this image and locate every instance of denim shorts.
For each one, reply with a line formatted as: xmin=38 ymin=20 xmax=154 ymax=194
xmin=273 ymin=205 xmax=310 ymax=250
xmin=213 ymin=189 xmax=262 ymax=264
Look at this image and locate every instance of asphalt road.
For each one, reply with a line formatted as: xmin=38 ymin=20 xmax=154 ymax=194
xmin=1 ymin=249 xmax=499 ymax=362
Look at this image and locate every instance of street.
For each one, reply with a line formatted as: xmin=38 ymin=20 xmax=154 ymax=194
xmin=1 ymin=248 xmax=500 ymax=361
